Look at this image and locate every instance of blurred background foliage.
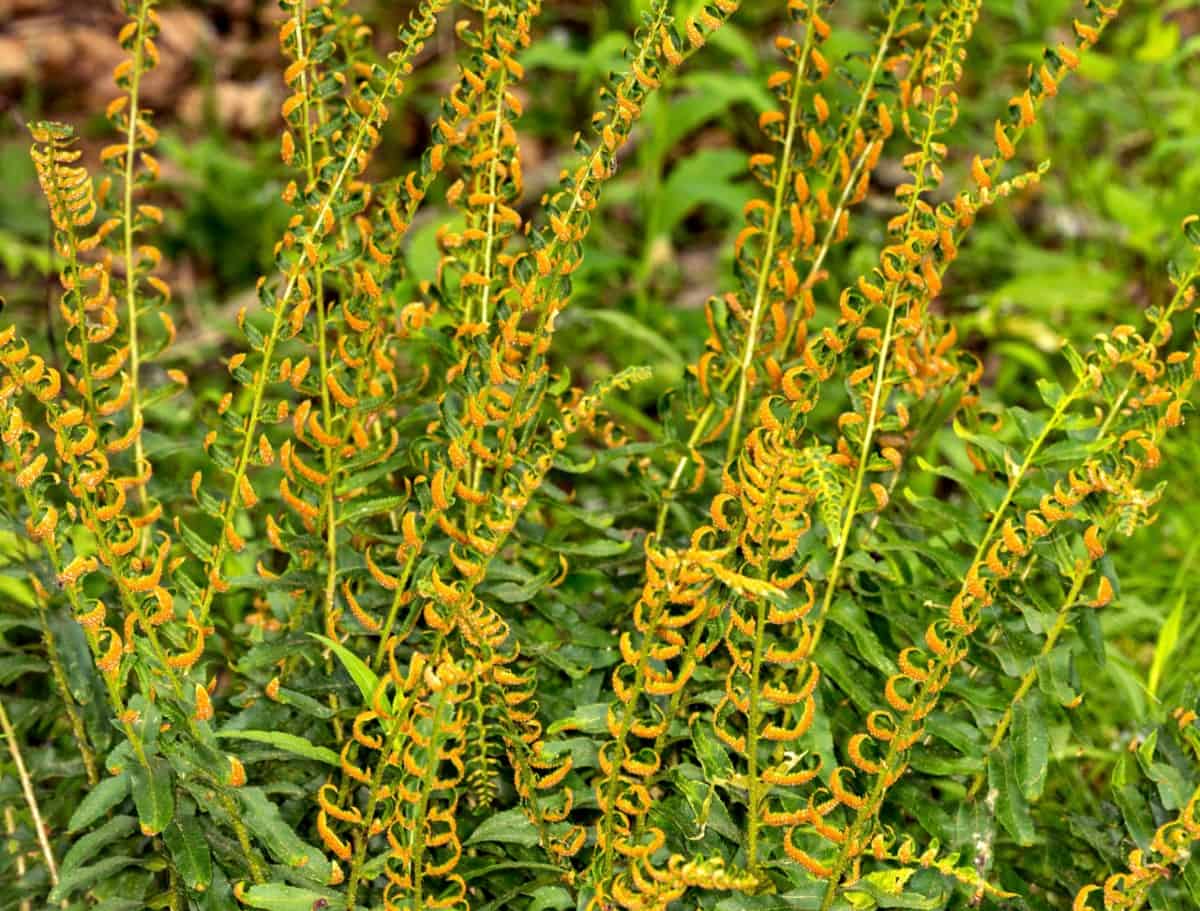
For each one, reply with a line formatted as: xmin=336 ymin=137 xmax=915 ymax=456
xmin=0 ymin=0 xmax=1198 ymax=806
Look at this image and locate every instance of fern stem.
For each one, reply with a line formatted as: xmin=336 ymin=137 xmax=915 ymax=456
xmin=493 ymin=712 xmax=573 ymax=879
xmin=344 ymin=633 xmax=447 ymax=907
xmin=965 ymin=269 xmax=1200 ymax=801
xmin=218 ymin=790 xmax=267 ymax=884
xmin=652 ymin=139 xmax=869 ymax=540
xmin=740 ymin=432 xmax=794 ymax=873
xmin=463 ymin=7 xmax=511 ymax=529
xmin=291 ymin=0 xmax=346 ymax=734
xmin=3 ymin=804 xmax=31 ymax=911
xmin=809 ymin=7 xmax=968 ymax=652
xmin=120 ymin=0 xmax=154 ymax=551
xmin=0 ymin=361 xmax=148 ymax=770
xmin=409 ymin=687 xmax=451 ymax=907
xmin=722 ymin=19 xmax=815 ymax=467
xmin=594 ymin=588 xmax=670 ymax=886
xmin=0 ymin=695 xmax=59 ymax=889
xmin=194 ymin=32 xmax=426 ymax=626
xmin=293 ymin=0 xmax=338 ymax=640
xmin=476 ymin=92 xmax=506 ymax=325
xmin=965 ymin=569 xmax=1084 ymax=801
xmin=818 ymin=378 xmax=1081 ymax=911
xmin=0 ymin=511 xmax=98 ymax=781
xmin=488 ymin=0 xmax=703 ymax=497
xmin=654 ymin=0 xmax=903 ymax=538
xmin=779 ymin=3 xmax=903 ymax=355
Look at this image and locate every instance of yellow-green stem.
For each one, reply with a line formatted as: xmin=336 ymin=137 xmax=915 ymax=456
xmin=817 ymin=379 xmax=1082 ymax=911
xmin=195 ymin=44 xmax=415 ymax=626
xmin=0 ymin=695 xmax=59 ymax=888
xmin=120 ymin=0 xmax=154 ymax=552
xmin=808 ymin=13 xmax=965 ymax=651
xmin=723 ymin=21 xmax=814 ymax=467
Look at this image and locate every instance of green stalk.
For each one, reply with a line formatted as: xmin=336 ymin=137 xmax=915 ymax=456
xmin=0 ymin=696 xmax=59 ymax=890
xmin=654 ymin=0 xmax=905 ymax=538
xmin=195 ymin=27 xmax=432 ymax=626
xmin=808 ymin=11 xmax=967 ymax=652
xmin=723 ymin=20 xmax=815 ymax=467
xmin=119 ymin=0 xmax=154 ymax=551
xmin=817 ymin=379 xmax=1082 ymax=911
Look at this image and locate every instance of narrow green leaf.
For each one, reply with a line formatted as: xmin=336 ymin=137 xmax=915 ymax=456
xmin=164 ymin=815 xmax=212 ymax=893
xmin=989 ymin=752 xmax=1035 ymax=845
xmin=236 ymin=883 xmax=343 ymax=911
xmin=68 ymin=770 xmax=130 ymax=832
xmin=128 ymin=757 xmax=174 ymax=836
xmin=846 ymin=868 xmax=945 ymax=909
xmin=1012 ymin=691 xmax=1049 ymax=801
xmin=338 ymin=495 xmax=406 ymax=526
xmin=573 ymin=308 xmax=684 ymax=366
xmin=309 ymin=633 xmax=379 ymax=704
xmin=546 ymin=702 xmax=608 ymax=736
xmin=1035 ymin=377 xmax=1065 ymax=407
xmin=61 ymin=815 xmax=137 ymax=877
xmin=1182 ymin=853 xmax=1200 ymax=904
xmin=217 ymin=729 xmax=339 ymax=766
xmin=484 ymin=566 xmax=555 ymax=604
xmin=549 ymin=537 xmax=630 ymax=557
xmin=1148 ymin=595 xmax=1184 ymax=698
xmin=49 ymin=856 xmax=140 ymax=902
xmin=1112 ymin=755 xmax=1156 ymax=850
xmin=465 ymin=809 xmax=539 ymax=847
xmin=527 ymin=886 xmax=574 ymax=911
xmin=829 ymin=598 xmax=898 ymax=676
xmin=691 ymin=719 xmax=734 ymax=784
xmin=239 ymin=787 xmax=332 ymax=883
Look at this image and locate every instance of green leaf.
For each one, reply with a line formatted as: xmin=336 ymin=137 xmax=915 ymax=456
xmin=549 ymin=537 xmax=630 ymax=558
xmin=656 ymin=148 xmax=750 ymax=237
xmin=691 ymin=719 xmax=735 ymax=785
xmin=1104 ymin=183 xmax=1161 ymax=257
xmin=1012 ymin=691 xmax=1049 ymax=801
xmin=164 ymin=815 xmax=212 ymax=893
xmin=1136 ymin=16 xmax=1179 ymax=63
xmin=815 ymin=640 xmax=876 ymax=712
xmin=309 ymin=633 xmax=379 ymax=704
xmin=1182 ymin=852 xmax=1200 ymax=905
xmin=484 ymin=566 xmax=556 ymax=604
xmin=1112 ymin=754 xmax=1156 ymax=850
xmin=1077 ymin=606 xmax=1106 ymax=668
xmin=845 ymin=868 xmax=946 ymax=909
xmin=338 ymin=495 xmax=406 ymax=526
xmin=236 ymin=883 xmax=343 ymax=911
xmin=62 ymin=815 xmax=137 ymax=877
xmin=0 ymin=654 xmax=47 ymax=683
xmin=546 ymin=702 xmax=609 ymax=736
xmin=465 ymin=809 xmax=539 ymax=848
xmin=216 ymin=729 xmax=339 ymax=766
xmin=573 ymin=309 xmax=683 ymax=366
xmin=527 ymin=886 xmax=574 ymax=911
xmin=239 ymin=787 xmax=332 ymax=883
xmin=128 ymin=758 xmax=174 ymax=836
xmin=828 ymin=598 xmax=898 ymax=676
xmin=1035 ymin=377 xmax=1065 ymax=407
xmin=50 ymin=856 xmax=141 ymax=902
xmin=1148 ymin=594 xmax=1184 ymax=698
xmin=273 ymin=685 xmax=337 ymax=719
xmin=989 ymin=752 xmax=1035 ymax=845
xmin=69 ymin=770 xmax=130 ymax=832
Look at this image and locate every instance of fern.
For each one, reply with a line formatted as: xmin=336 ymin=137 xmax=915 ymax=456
xmin=2 ymin=1 xmax=1199 ymax=910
